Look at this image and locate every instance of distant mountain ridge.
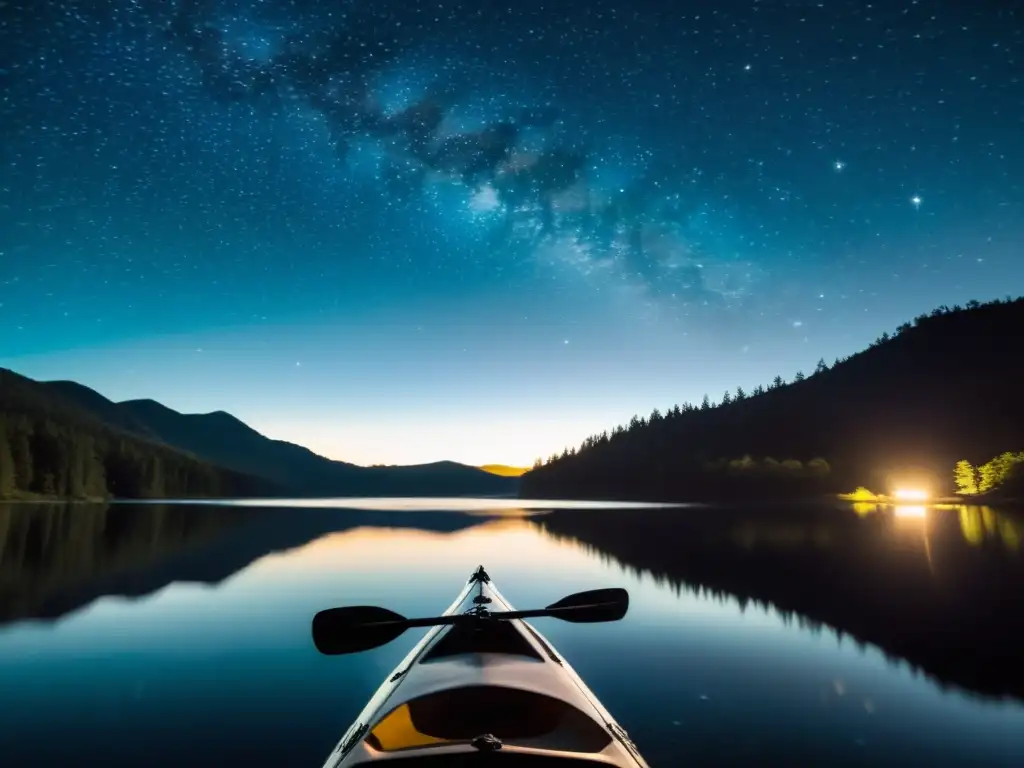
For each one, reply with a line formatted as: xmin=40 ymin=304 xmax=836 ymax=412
xmin=37 ymin=377 xmax=518 ymax=498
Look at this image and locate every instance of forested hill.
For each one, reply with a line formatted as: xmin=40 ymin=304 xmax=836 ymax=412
xmin=521 ymin=297 xmax=1024 ymax=502
xmin=0 ymin=369 xmax=281 ymax=500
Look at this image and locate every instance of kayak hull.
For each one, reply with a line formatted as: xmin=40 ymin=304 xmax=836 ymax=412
xmin=322 ymin=567 xmax=648 ymax=767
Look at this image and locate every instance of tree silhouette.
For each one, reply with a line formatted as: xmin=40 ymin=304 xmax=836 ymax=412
xmin=721 ymin=390 xmax=732 ymax=406
xmin=700 ymin=395 xmax=711 ymax=410
xmin=814 ymin=358 xmax=828 ymax=375
xmin=793 ymin=371 xmax=805 ymax=382
xmin=735 ymin=386 xmax=747 ymax=401
xmin=771 ymin=375 xmax=784 ymax=390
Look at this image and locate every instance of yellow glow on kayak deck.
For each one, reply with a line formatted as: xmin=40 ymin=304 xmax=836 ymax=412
xmin=368 ymin=704 xmax=450 ymax=751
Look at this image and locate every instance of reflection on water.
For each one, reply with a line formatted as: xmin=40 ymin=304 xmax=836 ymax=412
xmin=894 ymin=504 xmax=928 ymax=518
xmin=958 ymin=506 xmax=1021 ymax=550
xmin=851 ymin=502 xmax=1021 ymax=552
xmin=538 ymin=504 xmax=1024 ymax=704
xmin=0 ymin=501 xmax=1023 ymax=767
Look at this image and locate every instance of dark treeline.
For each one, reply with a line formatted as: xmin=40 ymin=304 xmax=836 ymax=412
xmin=0 ymin=370 xmax=280 ymax=500
xmin=522 ymin=296 xmax=1024 ymax=502
xmin=535 ymin=505 xmax=1024 ymax=701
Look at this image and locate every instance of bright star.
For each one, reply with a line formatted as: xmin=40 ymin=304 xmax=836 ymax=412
xmin=911 ymin=195 xmax=922 ymax=208
xmin=834 ymin=160 xmax=845 ymax=171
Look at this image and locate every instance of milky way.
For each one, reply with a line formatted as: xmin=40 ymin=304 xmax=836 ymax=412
xmin=4 ymin=0 xmax=1020 ymax=341
xmin=160 ymin=0 xmax=772 ymax=306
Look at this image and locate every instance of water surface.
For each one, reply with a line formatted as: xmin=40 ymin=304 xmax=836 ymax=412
xmin=1 ymin=500 xmax=1022 ymax=766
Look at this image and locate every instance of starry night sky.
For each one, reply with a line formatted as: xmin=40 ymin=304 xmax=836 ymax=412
xmin=1 ymin=0 xmax=1022 ymax=466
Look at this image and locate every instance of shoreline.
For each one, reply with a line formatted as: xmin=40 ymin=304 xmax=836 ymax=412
xmin=5 ymin=491 xmax=1023 ymax=513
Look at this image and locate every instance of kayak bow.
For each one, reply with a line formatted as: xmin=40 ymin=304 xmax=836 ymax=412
xmin=314 ymin=566 xmax=649 ymax=766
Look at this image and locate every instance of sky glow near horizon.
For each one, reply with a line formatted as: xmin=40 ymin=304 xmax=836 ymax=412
xmin=1 ymin=0 xmax=1021 ymax=465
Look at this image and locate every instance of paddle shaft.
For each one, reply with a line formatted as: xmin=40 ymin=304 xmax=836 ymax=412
xmin=381 ymin=603 xmax=613 ymax=629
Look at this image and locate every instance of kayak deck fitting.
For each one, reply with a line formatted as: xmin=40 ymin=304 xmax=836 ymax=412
xmin=313 ymin=566 xmax=649 ymax=766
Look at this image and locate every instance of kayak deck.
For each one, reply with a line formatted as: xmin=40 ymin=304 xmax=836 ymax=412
xmin=325 ymin=566 xmax=647 ymax=767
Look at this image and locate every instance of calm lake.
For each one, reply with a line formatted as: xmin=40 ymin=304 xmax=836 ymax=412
xmin=1 ymin=499 xmax=1023 ymax=767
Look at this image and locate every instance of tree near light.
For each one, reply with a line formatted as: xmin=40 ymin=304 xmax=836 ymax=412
xmin=977 ymin=451 xmax=1024 ymax=493
xmin=954 ymin=460 xmax=978 ymax=495
xmin=846 ymin=486 xmax=878 ymax=501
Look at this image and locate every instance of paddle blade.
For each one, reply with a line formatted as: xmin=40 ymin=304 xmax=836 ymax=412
xmin=545 ymin=587 xmax=629 ymax=623
xmin=312 ymin=605 xmax=409 ymax=655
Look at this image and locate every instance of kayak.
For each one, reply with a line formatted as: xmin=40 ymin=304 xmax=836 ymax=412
xmin=313 ymin=565 xmax=649 ymax=767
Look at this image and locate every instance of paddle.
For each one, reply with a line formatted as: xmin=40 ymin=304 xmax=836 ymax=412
xmin=312 ymin=587 xmax=629 ymax=655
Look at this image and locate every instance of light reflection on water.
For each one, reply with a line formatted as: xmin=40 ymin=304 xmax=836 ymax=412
xmin=0 ymin=502 xmax=1022 ymax=767
xmin=851 ymin=502 xmax=1021 ymax=552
